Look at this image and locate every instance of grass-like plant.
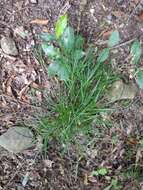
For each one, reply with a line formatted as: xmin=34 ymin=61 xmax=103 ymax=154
xmin=36 ymin=14 xmax=120 ymax=145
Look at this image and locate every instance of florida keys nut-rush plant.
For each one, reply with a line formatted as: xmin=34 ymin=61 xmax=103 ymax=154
xmin=37 ymin=14 xmax=120 ymax=145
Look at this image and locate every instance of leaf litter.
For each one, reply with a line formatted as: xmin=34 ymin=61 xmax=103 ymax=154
xmin=0 ymin=0 xmax=143 ymax=189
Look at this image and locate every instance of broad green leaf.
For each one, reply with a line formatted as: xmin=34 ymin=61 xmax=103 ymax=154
xmin=97 ymin=48 xmax=110 ymax=63
xmin=97 ymin=168 xmax=108 ymax=176
xmin=58 ymin=65 xmax=69 ymax=81
xmin=55 ymin=14 xmax=68 ymax=39
xmin=91 ymin=168 xmax=108 ymax=176
xmin=42 ymin=44 xmax=58 ymax=57
xmin=73 ymin=50 xmax=85 ymax=60
xmin=91 ymin=171 xmax=99 ymax=176
xmin=40 ymin=33 xmax=55 ymax=42
xmin=130 ymin=40 xmax=142 ymax=64
xmin=74 ymin=35 xmax=84 ymax=49
xmin=139 ymin=139 xmax=143 ymax=148
xmin=135 ymin=69 xmax=143 ymax=89
xmin=62 ymin=26 xmax=74 ymax=50
xmin=48 ymin=62 xmax=69 ymax=81
xmin=111 ymin=179 xmax=118 ymax=187
xmin=108 ymin=30 xmax=120 ymax=47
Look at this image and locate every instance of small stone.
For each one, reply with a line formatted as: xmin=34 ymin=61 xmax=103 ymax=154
xmin=43 ymin=159 xmax=54 ymax=168
xmin=29 ymin=0 xmax=38 ymax=4
xmin=0 ymin=36 xmax=18 ymax=56
xmin=0 ymin=127 xmax=34 ymax=153
xmin=17 ymin=185 xmax=25 ymax=190
xmin=117 ymin=0 xmax=124 ymax=5
xmin=139 ymin=106 xmax=143 ymax=114
xmin=107 ymin=80 xmax=138 ymax=102
xmin=90 ymin=8 xmax=95 ymax=15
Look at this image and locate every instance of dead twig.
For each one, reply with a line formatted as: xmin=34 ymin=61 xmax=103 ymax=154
xmin=96 ymin=38 xmax=138 ymax=49
xmin=111 ymin=38 xmax=136 ymax=49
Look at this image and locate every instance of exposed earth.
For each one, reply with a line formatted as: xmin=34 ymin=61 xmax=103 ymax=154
xmin=0 ymin=0 xmax=143 ymax=189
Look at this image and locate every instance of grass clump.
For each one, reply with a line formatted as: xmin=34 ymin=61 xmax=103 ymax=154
xmin=36 ymin=14 xmax=119 ymax=145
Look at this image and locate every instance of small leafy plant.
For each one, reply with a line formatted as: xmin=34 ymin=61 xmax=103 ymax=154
xmin=130 ymin=40 xmax=142 ymax=89
xmin=91 ymin=167 xmax=108 ymax=177
xmin=37 ymin=14 xmax=119 ymax=145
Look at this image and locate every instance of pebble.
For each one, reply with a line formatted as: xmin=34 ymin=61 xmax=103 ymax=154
xmin=107 ymin=80 xmax=138 ymax=102
xmin=0 ymin=127 xmax=34 ymax=153
xmin=29 ymin=0 xmax=38 ymax=4
xmin=0 ymin=36 xmax=18 ymax=56
xmin=117 ymin=0 xmax=124 ymax=5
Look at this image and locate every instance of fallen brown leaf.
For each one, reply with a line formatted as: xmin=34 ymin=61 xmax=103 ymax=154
xmin=102 ymin=30 xmax=113 ymax=39
xmin=4 ymin=75 xmax=15 ymax=96
xmin=31 ymin=81 xmax=50 ymax=90
xmin=136 ymin=11 xmax=143 ymax=21
xmin=18 ymin=81 xmax=32 ymax=100
xmin=30 ymin=19 xmax=48 ymax=25
xmin=127 ymin=138 xmax=139 ymax=145
xmin=31 ymin=82 xmax=43 ymax=89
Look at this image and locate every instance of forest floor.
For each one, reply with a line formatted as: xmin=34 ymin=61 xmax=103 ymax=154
xmin=0 ymin=0 xmax=143 ymax=189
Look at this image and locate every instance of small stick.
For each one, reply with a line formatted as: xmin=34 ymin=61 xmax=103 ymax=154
xmin=111 ymin=38 xmax=136 ymax=49
xmin=95 ymin=38 xmax=137 ymax=49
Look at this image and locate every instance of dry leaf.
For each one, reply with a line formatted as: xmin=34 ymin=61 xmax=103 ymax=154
xmin=135 ymin=148 xmax=142 ymax=165
xmin=30 ymin=19 xmax=48 ymax=25
xmin=31 ymin=82 xmax=43 ymax=89
xmin=18 ymin=81 xmax=32 ymax=100
xmin=136 ymin=12 xmax=143 ymax=21
xmin=4 ymin=75 xmax=15 ymax=96
xmin=84 ymin=174 xmax=89 ymax=185
xmin=31 ymin=81 xmax=50 ymax=90
xmin=102 ymin=30 xmax=113 ymax=38
xmin=127 ymin=138 xmax=139 ymax=145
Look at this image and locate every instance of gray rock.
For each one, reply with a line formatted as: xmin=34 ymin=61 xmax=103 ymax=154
xmin=117 ymin=0 xmax=124 ymax=5
xmin=0 ymin=36 xmax=18 ymax=56
xmin=0 ymin=127 xmax=34 ymax=153
xmin=17 ymin=185 xmax=25 ymax=190
xmin=107 ymin=80 xmax=138 ymax=102
xmin=29 ymin=0 xmax=38 ymax=4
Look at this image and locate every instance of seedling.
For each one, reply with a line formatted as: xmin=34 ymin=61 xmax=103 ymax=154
xmin=91 ymin=168 xmax=108 ymax=176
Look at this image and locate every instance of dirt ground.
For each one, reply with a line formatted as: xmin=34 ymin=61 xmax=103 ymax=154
xmin=0 ymin=0 xmax=143 ymax=189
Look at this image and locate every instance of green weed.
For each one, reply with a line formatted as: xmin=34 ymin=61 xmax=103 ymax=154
xmin=130 ymin=40 xmax=143 ymax=89
xmin=35 ymin=14 xmax=119 ymax=146
xmin=122 ymin=165 xmax=143 ymax=182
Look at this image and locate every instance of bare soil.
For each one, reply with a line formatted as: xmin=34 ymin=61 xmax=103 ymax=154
xmin=0 ymin=0 xmax=143 ymax=189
